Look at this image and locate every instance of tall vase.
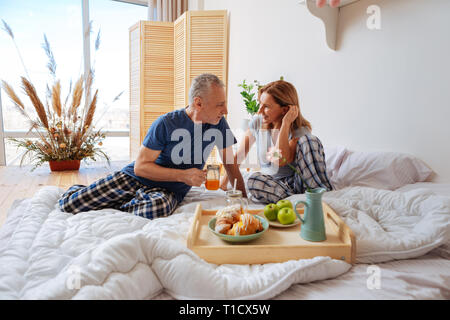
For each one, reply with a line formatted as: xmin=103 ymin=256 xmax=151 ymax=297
xmin=294 ymin=188 xmax=327 ymax=242
xmin=240 ymin=118 xmax=250 ymax=131
xmin=49 ymin=160 xmax=81 ymax=172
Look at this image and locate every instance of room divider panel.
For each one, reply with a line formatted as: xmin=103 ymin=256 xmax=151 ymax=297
xmin=129 ymin=10 xmax=228 ymax=161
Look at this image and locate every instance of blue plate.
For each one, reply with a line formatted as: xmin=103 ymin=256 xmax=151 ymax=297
xmin=208 ymin=215 xmax=269 ymax=243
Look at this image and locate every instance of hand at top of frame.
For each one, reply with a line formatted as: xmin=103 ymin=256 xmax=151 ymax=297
xmin=316 ymin=0 xmax=341 ymax=8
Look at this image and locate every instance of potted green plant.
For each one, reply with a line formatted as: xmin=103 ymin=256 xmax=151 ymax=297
xmin=238 ymin=79 xmax=261 ymax=116
xmin=1 ymin=20 xmax=121 ymax=171
xmin=238 ymin=76 xmax=284 ymax=130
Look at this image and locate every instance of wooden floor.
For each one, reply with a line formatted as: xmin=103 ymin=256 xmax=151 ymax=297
xmin=0 ymin=161 xmax=128 ymax=229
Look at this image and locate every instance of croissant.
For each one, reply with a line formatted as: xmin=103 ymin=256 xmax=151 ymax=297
xmin=214 ymin=204 xmax=242 ymax=234
xmin=227 ymin=213 xmax=263 ymax=236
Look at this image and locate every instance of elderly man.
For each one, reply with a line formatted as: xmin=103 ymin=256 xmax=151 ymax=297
xmin=59 ymin=73 xmax=246 ymax=219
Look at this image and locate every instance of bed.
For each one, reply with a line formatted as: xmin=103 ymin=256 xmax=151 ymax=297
xmin=0 ymin=147 xmax=449 ymax=300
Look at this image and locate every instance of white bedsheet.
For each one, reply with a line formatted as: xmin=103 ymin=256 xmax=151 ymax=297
xmin=275 ymin=183 xmax=450 ymax=300
xmin=0 ymin=185 xmax=449 ymax=300
xmin=396 ymin=182 xmax=450 ymax=197
xmin=152 ymin=251 xmax=450 ymax=300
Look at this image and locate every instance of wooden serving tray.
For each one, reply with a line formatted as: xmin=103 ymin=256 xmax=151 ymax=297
xmin=186 ymin=202 xmax=356 ymax=265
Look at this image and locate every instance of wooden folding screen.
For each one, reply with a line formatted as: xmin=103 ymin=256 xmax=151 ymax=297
xmin=129 ymin=10 xmax=228 ymax=161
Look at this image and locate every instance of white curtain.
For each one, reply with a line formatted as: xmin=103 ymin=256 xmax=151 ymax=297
xmin=147 ymin=0 xmax=188 ymax=22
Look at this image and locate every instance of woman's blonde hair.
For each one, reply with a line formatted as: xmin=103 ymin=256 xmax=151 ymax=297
xmin=258 ymin=80 xmax=311 ymax=132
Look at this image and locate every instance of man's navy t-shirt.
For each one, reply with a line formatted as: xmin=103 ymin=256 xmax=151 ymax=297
xmin=121 ymin=108 xmax=236 ymax=202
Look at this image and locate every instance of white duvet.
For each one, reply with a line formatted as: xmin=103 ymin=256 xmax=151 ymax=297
xmin=0 ymin=186 xmax=448 ymax=300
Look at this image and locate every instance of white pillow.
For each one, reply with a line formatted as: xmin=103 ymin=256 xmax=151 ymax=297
xmin=330 ymin=150 xmax=434 ymax=190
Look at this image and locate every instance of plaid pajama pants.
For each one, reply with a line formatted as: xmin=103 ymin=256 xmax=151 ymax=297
xmin=58 ymin=171 xmax=179 ymax=219
xmin=247 ymin=134 xmax=333 ymax=204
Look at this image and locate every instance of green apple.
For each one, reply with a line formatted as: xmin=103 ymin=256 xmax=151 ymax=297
xmin=263 ymin=203 xmax=278 ymax=221
xmin=277 ymin=207 xmax=296 ymax=225
xmin=276 ymin=199 xmax=293 ymax=211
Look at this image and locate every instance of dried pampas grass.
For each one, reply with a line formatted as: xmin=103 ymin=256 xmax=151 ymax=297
xmin=1 ymin=20 xmax=119 ymax=170
xmin=21 ymin=76 xmax=49 ymax=129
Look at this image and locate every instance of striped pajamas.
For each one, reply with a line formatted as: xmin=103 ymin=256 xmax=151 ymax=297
xmin=58 ymin=171 xmax=178 ymax=219
xmin=247 ymin=134 xmax=333 ymax=204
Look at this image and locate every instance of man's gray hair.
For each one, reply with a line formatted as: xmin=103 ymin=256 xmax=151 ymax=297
xmin=188 ymin=73 xmax=224 ymax=105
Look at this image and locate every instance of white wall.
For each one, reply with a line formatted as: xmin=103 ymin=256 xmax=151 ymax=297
xmin=191 ymin=0 xmax=450 ymax=182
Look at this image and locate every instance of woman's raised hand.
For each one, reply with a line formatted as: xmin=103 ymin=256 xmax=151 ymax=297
xmin=282 ymin=105 xmax=299 ymax=126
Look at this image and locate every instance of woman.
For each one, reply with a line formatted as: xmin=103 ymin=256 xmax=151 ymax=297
xmin=220 ymin=80 xmax=333 ymax=204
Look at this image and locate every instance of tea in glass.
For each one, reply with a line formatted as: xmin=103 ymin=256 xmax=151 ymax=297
xmin=205 ymin=164 xmax=220 ymax=190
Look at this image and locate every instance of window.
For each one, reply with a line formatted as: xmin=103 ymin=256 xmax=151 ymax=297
xmin=88 ymin=0 xmax=147 ymax=162
xmin=89 ymin=0 xmax=147 ymax=132
xmin=0 ymin=0 xmax=147 ymax=165
xmin=0 ymin=0 xmax=83 ymax=131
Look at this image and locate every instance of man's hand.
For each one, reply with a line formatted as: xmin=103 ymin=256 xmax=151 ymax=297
xmin=182 ymin=168 xmax=207 ymax=187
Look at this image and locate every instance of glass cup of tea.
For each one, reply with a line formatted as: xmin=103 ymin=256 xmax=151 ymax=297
xmin=225 ymin=189 xmax=249 ymax=214
xmin=205 ymin=164 xmax=220 ymax=190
